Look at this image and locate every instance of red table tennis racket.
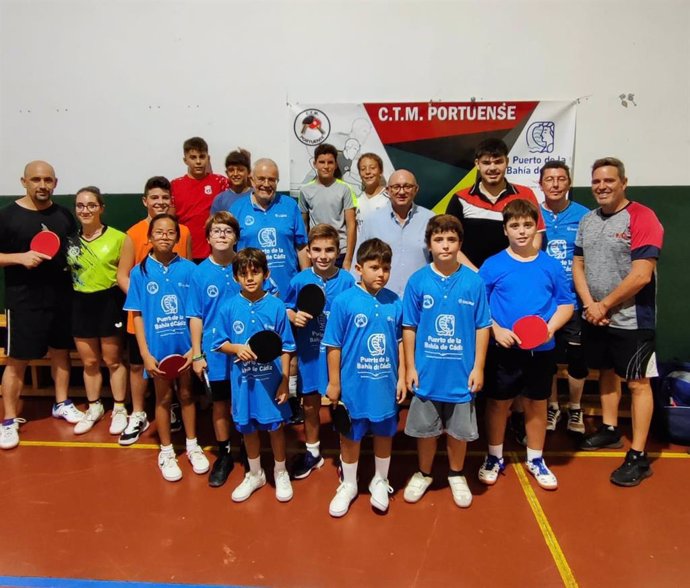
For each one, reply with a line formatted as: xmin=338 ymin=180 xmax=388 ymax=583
xmin=30 ymin=230 xmax=60 ymax=259
xmin=158 ymin=354 xmax=187 ymax=380
xmin=512 ymin=315 xmax=549 ymax=350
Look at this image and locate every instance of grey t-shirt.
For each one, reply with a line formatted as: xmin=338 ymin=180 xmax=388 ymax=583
xmin=299 ymin=179 xmax=355 ymax=253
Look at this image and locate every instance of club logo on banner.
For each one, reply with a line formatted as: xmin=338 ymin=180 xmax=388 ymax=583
xmin=289 ymin=101 xmax=576 ymax=211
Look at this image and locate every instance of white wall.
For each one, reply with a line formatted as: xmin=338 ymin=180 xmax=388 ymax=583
xmin=1 ymin=0 xmax=688 ymax=194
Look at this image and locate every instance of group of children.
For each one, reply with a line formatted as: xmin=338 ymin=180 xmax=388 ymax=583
xmin=116 ymin=188 xmax=573 ymax=518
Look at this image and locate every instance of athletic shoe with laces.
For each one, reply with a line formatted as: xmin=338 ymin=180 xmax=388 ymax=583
xmin=74 ymin=402 xmax=105 ymax=435
xmin=158 ymin=450 xmax=183 ymax=482
xmin=274 ymin=470 xmax=294 ymax=502
xmin=546 ymin=405 xmax=562 ymax=432
xmin=232 ymin=470 xmax=267 ymax=502
xmin=566 ymin=408 xmax=585 ymax=434
xmin=0 ymin=418 xmax=26 ymax=450
xmin=369 ymin=474 xmax=393 ymax=512
xmin=329 ymin=481 xmax=358 ymax=517
xmin=448 ymin=475 xmax=473 ymax=508
xmin=291 ymin=451 xmax=325 ymax=480
xmin=478 ymin=454 xmax=506 ymax=485
xmin=580 ymin=423 xmax=623 ymax=451
xmin=186 ymin=445 xmax=210 ymax=474
xmin=526 ymin=457 xmax=558 ymax=490
xmin=52 ymin=399 xmax=85 ymax=424
xmin=208 ymin=452 xmax=234 ymax=487
xmin=170 ymin=403 xmax=182 ymax=433
xmin=403 ymin=472 xmax=433 ymax=503
xmin=109 ymin=405 xmax=129 ymax=435
xmin=610 ymin=450 xmax=652 ymax=487
xmin=118 ymin=411 xmax=149 ymax=446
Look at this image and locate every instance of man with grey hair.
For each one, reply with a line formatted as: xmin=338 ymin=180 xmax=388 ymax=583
xmin=0 ymin=161 xmax=83 ymax=449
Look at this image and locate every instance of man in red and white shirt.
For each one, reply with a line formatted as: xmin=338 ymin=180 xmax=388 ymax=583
xmin=171 ymin=136 xmax=228 ymax=262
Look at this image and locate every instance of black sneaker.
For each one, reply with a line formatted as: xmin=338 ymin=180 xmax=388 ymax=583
xmin=580 ymin=423 xmax=623 ymax=451
xmin=610 ymin=450 xmax=652 ymax=486
xmin=288 ymin=397 xmax=304 ymax=425
xmin=170 ymin=403 xmax=183 ymax=433
xmin=292 ymin=451 xmax=325 ymax=480
xmin=509 ymin=411 xmax=527 ymax=447
xmin=208 ymin=452 xmax=234 ymax=488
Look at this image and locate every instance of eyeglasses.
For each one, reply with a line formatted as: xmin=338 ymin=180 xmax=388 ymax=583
xmin=75 ymin=202 xmax=101 ymax=211
xmin=253 ymin=176 xmax=278 ymax=185
xmin=151 ymin=230 xmax=177 ymax=239
xmin=210 ymin=227 xmax=235 ymax=237
xmin=388 ymin=183 xmax=416 ymax=193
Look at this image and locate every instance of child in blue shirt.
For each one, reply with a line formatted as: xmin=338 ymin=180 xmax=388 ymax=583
xmin=323 ymin=238 xmax=406 ymax=517
xmin=285 ymin=224 xmax=355 ymax=480
xmin=214 ymin=248 xmax=296 ymax=503
xmin=479 ymin=199 xmax=574 ymax=491
xmin=402 ymin=215 xmax=491 ymax=508
xmin=123 ymin=213 xmax=209 ymax=483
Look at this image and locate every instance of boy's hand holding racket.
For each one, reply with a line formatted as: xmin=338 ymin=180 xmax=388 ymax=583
xmin=192 ymin=354 xmax=207 ymax=379
xmin=293 ymin=284 xmax=325 ymax=328
xmin=234 ymin=344 xmax=258 ymax=363
xmin=291 ymin=310 xmax=314 ymax=328
xmin=325 ymin=382 xmax=341 ymax=405
xmin=492 ymin=324 xmax=521 ymax=348
xmin=142 ymin=352 xmax=165 ymax=378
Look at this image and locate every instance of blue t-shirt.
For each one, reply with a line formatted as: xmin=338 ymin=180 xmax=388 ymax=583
xmin=322 ymin=286 xmax=402 ymax=421
xmin=403 ymin=265 xmax=492 ymax=403
xmin=210 ymin=188 xmax=251 ymax=215
xmin=541 ymin=201 xmax=589 ymax=298
xmin=123 ymin=255 xmax=195 ymax=371
xmin=229 ymin=194 xmax=308 ymax=298
xmin=213 ymin=292 xmax=296 ymax=427
xmin=284 ymin=268 xmax=356 ymax=393
xmin=479 ymin=250 xmax=575 ymax=351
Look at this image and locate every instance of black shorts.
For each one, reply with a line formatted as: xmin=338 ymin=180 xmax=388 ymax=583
xmin=209 ymin=379 xmax=231 ymax=402
xmin=127 ymin=333 xmax=143 ymax=365
xmin=582 ymin=323 xmax=657 ymax=381
xmin=5 ymin=306 xmax=73 ymax=360
xmin=554 ymin=314 xmax=588 ymax=380
xmin=72 ymin=287 xmax=126 ymax=339
xmin=484 ymin=346 xmax=556 ymax=401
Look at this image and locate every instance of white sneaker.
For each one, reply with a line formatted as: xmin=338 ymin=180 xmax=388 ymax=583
xmin=478 ymin=455 xmax=506 ymax=486
xmin=448 ymin=475 xmax=473 ymax=508
xmin=52 ymin=400 xmax=85 ymax=424
xmin=403 ymin=472 xmax=433 ymax=503
xmin=369 ymin=474 xmax=393 ymax=512
xmin=109 ymin=405 xmax=129 ymax=435
xmin=329 ymin=481 xmax=358 ymax=517
xmin=274 ymin=469 xmax=293 ymax=502
xmin=74 ymin=402 xmax=105 ymax=435
xmin=232 ymin=470 xmax=267 ymax=502
xmin=0 ymin=418 xmax=26 ymax=450
xmin=186 ymin=444 xmax=210 ymax=474
xmin=158 ymin=450 xmax=183 ymax=482
xmin=526 ymin=457 xmax=558 ymax=490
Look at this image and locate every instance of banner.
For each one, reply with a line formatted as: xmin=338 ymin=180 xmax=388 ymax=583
xmin=289 ymin=101 xmax=576 ymax=212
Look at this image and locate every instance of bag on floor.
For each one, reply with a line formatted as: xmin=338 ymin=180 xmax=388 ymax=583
xmin=655 ymin=362 xmax=690 ymax=446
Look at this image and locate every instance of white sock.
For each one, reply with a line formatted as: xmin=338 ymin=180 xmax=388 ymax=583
xmin=341 ymin=460 xmax=358 ymax=486
xmin=488 ymin=444 xmax=503 ymax=459
xmin=549 ymin=402 xmax=559 ymax=409
xmin=288 ymin=375 xmax=298 ymax=397
xmin=526 ymin=447 xmax=542 ymax=462
xmin=306 ymin=441 xmax=320 ymax=458
xmin=569 ymin=403 xmax=581 ymax=410
xmin=374 ymin=456 xmax=391 ymax=480
xmin=160 ymin=443 xmax=174 ymax=454
xmin=248 ymin=456 xmax=262 ymax=475
xmin=274 ymin=459 xmax=286 ymax=474
xmin=185 ymin=437 xmax=198 ymax=451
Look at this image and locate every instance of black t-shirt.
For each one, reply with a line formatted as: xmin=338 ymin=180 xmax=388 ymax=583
xmin=0 ymin=201 xmax=76 ymax=309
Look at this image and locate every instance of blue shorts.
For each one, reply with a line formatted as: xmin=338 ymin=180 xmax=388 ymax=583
xmin=343 ymin=415 xmax=398 ymax=441
xmin=235 ymin=419 xmax=284 ymax=434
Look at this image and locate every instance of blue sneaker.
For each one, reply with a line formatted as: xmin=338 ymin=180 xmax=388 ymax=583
xmin=526 ymin=457 xmax=558 ymax=490
xmin=292 ymin=451 xmax=324 ymax=480
xmin=478 ymin=454 xmax=506 ymax=486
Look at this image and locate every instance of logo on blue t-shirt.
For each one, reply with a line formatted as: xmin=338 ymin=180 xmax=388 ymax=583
xmin=244 ymin=216 xmax=255 ymax=226
xmin=367 ymin=333 xmax=386 ymax=356
xmin=233 ymin=321 xmax=244 ymax=335
xmin=258 ymin=227 xmax=277 ymax=248
xmin=435 ymin=314 xmax=455 ymax=337
xmin=547 ymin=239 xmax=567 ymax=260
xmin=146 ymin=281 xmax=159 ymax=294
xmin=422 ymin=295 xmax=434 ymax=309
xmin=161 ymin=295 xmax=178 ymax=315
xmin=354 ymin=314 xmax=368 ymax=328
xmin=207 ymin=285 xmax=219 ymax=298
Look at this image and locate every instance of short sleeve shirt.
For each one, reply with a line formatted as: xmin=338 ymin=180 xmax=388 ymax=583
xmin=299 ymin=180 xmax=356 ymax=254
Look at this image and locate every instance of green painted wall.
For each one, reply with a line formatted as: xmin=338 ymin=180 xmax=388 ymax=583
xmin=2 ymin=186 xmax=688 ymax=361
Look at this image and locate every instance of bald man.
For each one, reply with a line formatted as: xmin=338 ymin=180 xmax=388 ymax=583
xmin=0 ymin=161 xmax=83 ymax=449
xmin=355 ymin=169 xmax=435 ymax=298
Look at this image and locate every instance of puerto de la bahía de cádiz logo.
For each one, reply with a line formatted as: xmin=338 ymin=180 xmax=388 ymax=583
xmin=526 ymin=121 xmax=555 ymax=153
xmin=294 ymin=109 xmax=331 ymax=146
